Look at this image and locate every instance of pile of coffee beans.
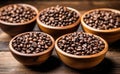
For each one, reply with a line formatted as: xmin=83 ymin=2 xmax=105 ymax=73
xmin=83 ymin=10 xmax=120 ymax=30
xmin=0 ymin=4 xmax=37 ymax=23
xmin=12 ymin=32 xmax=52 ymax=54
xmin=39 ymin=5 xmax=79 ymax=27
xmin=57 ymin=32 xmax=105 ymax=55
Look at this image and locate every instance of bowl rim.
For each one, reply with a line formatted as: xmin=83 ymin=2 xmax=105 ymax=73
xmin=9 ymin=32 xmax=55 ymax=56
xmin=37 ymin=7 xmax=80 ymax=30
xmin=55 ymin=32 xmax=108 ymax=59
xmin=0 ymin=3 xmax=39 ymax=25
xmin=81 ymin=8 xmax=120 ymax=33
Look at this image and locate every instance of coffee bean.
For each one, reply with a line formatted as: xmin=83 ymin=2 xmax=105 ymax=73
xmin=12 ymin=32 xmax=52 ymax=54
xmin=57 ymin=32 xmax=105 ymax=55
xmin=0 ymin=4 xmax=37 ymax=23
xmin=39 ymin=5 xmax=79 ymax=27
xmin=83 ymin=10 xmax=120 ymax=30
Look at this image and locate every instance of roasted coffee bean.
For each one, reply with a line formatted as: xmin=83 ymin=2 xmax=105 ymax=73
xmin=57 ymin=32 xmax=105 ymax=55
xmin=12 ymin=32 xmax=52 ymax=54
xmin=0 ymin=4 xmax=37 ymax=23
xmin=39 ymin=5 xmax=79 ymax=27
xmin=83 ymin=10 xmax=120 ymax=30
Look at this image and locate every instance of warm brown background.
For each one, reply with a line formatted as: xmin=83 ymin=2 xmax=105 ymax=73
xmin=0 ymin=0 xmax=120 ymax=74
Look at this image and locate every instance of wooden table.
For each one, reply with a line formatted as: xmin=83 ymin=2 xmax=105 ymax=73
xmin=0 ymin=0 xmax=120 ymax=74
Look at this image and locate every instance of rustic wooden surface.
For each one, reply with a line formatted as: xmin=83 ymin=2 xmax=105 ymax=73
xmin=0 ymin=0 xmax=120 ymax=74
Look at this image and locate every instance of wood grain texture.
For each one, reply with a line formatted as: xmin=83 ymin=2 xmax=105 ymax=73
xmin=0 ymin=0 xmax=120 ymax=74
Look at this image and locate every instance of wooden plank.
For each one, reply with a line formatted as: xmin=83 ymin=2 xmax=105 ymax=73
xmin=0 ymin=50 xmax=120 ymax=74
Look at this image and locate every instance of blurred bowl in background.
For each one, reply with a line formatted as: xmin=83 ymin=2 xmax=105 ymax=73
xmin=81 ymin=8 xmax=120 ymax=43
xmin=37 ymin=6 xmax=80 ymax=39
xmin=0 ymin=4 xmax=38 ymax=37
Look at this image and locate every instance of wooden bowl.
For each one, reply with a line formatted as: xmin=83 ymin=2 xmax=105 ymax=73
xmin=0 ymin=4 xmax=38 ymax=37
xmin=37 ymin=7 xmax=80 ymax=39
xmin=81 ymin=8 xmax=120 ymax=43
xmin=55 ymin=32 xmax=108 ymax=69
xmin=9 ymin=32 xmax=55 ymax=65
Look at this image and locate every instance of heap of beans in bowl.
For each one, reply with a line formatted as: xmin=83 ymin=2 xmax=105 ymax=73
xmin=12 ymin=32 xmax=52 ymax=54
xmin=39 ymin=5 xmax=79 ymax=27
xmin=83 ymin=10 xmax=120 ymax=30
xmin=0 ymin=4 xmax=37 ymax=23
xmin=57 ymin=32 xmax=105 ymax=55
